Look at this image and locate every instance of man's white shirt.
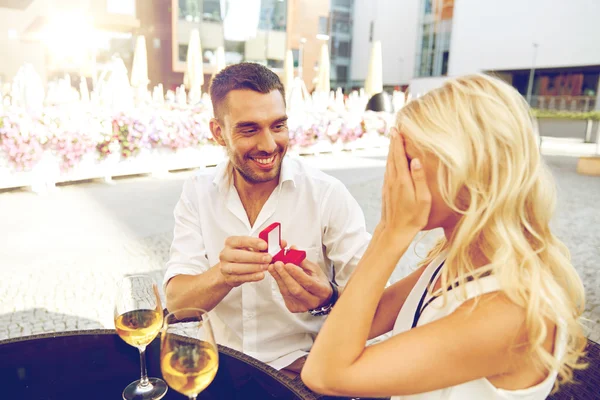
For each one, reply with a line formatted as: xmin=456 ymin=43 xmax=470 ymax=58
xmin=163 ymin=155 xmax=371 ymax=369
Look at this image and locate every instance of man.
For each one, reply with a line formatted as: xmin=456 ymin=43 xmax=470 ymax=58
xmin=164 ymin=63 xmax=370 ymax=376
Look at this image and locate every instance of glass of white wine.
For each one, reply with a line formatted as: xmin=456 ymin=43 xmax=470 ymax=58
xmin=114 ymin=275 xmax=168 ymax=400
xmin=161 ymin=308 xmax=219 ymax=400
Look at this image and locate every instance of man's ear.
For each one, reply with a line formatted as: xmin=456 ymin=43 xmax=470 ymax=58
xmin=209 ymin=118 xmax=226 ymax=147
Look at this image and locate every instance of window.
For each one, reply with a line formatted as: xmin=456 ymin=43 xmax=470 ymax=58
xmin=318 ymin=16 xmax=329 ymax=35
xmin=259 ymin=0 xmax=287 ymax=31
xmin=203 ymin=0 xmax=222 ymax=22
xmin=336 ymin=65 xmax=348 ymax=82
xmin=421 ymin=22 xmax=432 ymax=49
xmin=333 ymin=0 xmax=352 ymax=8
xmin=442 ymin=51 xmax=449 ymax=75
xmin=334 ymin=20 xmax=350 ymax=33
xmin=424 ymin=0 xmax=432 ymax=14
xmin=179 ymin=0 xmax=222 ymax=22
xmin=339 ymin=41 xmax=351 ymax=58
xmin=332 ymin=11 xmax=352 ymax=33
xmin=174 ymin=0 xmax=288 ymax=69
xmin=224 ymin=40 xmax=245 ymax=64
xmin=415 ymin=1 xmax=454 ymax=77
xmin=179 ymin=0 xmax=201 ymax=21
xmin=179 ymin=44 xmax=188 ymax=62
xmin=333 ymin=41 xmax=351 ymax=59
xmin=267 ymin=59 xmax=284 ymax=69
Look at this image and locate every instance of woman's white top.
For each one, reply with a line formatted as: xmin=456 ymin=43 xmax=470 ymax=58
xmin=390 ymin=251 xmax=565 ymax=400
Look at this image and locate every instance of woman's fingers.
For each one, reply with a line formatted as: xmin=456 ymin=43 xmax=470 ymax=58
xmin=411 ymin=158 xmax=432 ymax=209
xmin=393 ymin=132 xmax=411 ymax=182
xmin=379 ymin=128 xmax=431 ymax=232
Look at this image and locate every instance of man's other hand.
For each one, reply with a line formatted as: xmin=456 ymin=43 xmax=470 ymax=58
xmin=268 ymin=257 xmax=333 ymax=313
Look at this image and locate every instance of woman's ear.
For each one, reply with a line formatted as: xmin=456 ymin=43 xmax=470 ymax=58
xmin=455 ymin=185 xmax=471 ymax=213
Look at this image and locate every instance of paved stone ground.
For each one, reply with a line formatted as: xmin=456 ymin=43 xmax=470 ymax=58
xmin=0 ymin=148 xmax=598 ymax=343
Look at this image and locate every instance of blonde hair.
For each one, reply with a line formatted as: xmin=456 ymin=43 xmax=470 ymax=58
xmin=397 ymin=73 xmax=587 ymax=390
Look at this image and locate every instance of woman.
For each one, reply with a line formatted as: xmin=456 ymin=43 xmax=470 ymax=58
xmin=300 ymin=74 xmax=587 ymax=399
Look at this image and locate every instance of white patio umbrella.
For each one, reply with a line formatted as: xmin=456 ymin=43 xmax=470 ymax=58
xmin=364 ymin=40 xmax=383 ymax=98
xmin=315 ymin=43 xmax=330 ymax=94
xmin=213 ymin=46 xmax=226 ymax=77
xmin=79 ymin=78 xmax=90 ymax=103
xmin=283 ymin=49 xmax=294 ymax=98
xmin=130 ymin=35 xmax=149 ymax=89
xmin=184 ymin=29 xmax=204 ymax=102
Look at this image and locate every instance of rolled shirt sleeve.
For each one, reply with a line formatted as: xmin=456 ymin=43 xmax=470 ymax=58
xmin=163 ymin=178 xmax=211 ymax=291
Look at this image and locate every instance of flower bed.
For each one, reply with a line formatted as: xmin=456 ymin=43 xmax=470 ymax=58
xmin=0 ymin=104 xmax=393 ymax=190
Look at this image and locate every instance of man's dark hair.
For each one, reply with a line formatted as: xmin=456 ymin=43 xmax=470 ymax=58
xmin=209 ymin=62 xmax=286 ymax=121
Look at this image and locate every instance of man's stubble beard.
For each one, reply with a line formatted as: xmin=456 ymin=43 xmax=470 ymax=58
xmin=227 ymin=146 xmax=285 ymax=185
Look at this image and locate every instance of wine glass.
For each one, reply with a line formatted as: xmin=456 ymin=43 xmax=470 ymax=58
xmin=114 ymin=275 xmax=168 ymax=400
xmin=161 ymin=308 xmax=219 ymax=400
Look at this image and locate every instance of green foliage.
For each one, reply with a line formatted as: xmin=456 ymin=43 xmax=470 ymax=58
xmin=532 ymin=109 xmax=600 ymax=121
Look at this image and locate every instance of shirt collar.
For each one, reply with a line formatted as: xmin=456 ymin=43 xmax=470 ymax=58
xmin=212 ymin=154 xmax=297 ymax=192
xmin=278 ymin=155 xmax=296 ymax=188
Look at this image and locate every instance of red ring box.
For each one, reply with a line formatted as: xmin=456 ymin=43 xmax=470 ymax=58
xmin=259 ymin=222 xmax=306 ymax=265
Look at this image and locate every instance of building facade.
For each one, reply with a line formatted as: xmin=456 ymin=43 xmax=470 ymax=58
xmin=350 ymin=0 xmax=420 ymax=91
xmin=0 ymin=0 xmax=331 ymax=93
xmin=328 ymin=0 xmax=354 ymax=90
xmin=350 ymin=0 xmax=600 ymax=110
xmin=448 ymin=0 xmax=600 ymax=111
xmin=286 ymin=0 xmax=330 ymax=92
xmin=4 ymin=0 xmax=599 ymax=110
xmin=167 ymin=0 xmax=330 ymax=92
xmin=0 ymin=0 xmax=140 ymax=86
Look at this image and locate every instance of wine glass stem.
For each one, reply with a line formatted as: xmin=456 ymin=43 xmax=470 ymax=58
xmin=138 ymin=346 xmax=150 ymax=387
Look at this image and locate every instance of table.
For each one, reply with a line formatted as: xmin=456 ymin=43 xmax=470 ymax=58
xmin=0 ymin=329 xmax=320 ymax=400
xmin=1 ymin=330 xmax=596 ymax=399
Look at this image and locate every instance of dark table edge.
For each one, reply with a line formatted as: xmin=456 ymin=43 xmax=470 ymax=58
xmin=0 ymin=329 xmax=319 ymax=399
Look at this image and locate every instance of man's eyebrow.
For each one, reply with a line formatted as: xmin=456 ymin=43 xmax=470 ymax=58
xmin=272 ymin=116 xmax=289 ymax=125
xmin=234 ymin=121 xmax=260 ymax=129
